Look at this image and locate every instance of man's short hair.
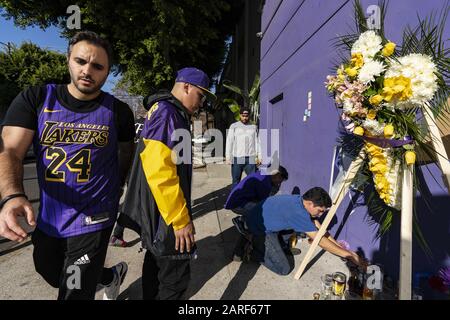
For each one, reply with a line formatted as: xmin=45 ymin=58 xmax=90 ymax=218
xmin=275 ymin=165 xmax=288 ymax=180
xmin=303 ymin=187 xmax=332 ymax=208
xmin=240 ymin=106 xmax=251 ymax=114
xmin=67 ymin=31 xmax=113 ymax=69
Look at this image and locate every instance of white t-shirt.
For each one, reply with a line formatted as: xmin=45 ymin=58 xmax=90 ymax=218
xmin=226 ymin=121 xmax=260 ymax=160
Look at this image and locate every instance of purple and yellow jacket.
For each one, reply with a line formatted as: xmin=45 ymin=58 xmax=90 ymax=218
xmin=120 ymin=92 xmax=194 ymax=259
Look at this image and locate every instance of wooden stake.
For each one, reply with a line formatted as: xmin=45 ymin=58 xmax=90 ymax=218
xmin=399 ymin=164 xmax=414 ymax=300
xmin=423 ymin=104 xmax=450 ymax=194
xmin=294 ymin=149 xmax=366 ymax=280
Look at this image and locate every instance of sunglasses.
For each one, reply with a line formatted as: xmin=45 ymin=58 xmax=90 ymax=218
xmin=190 ymin=83 xmax=207 ymax=104
xmin=200 ymin=92 xmax=206 ymax=104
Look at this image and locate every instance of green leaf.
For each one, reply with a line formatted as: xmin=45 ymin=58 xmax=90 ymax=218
xmin=223 ymin=80 xmax=244 ymax=96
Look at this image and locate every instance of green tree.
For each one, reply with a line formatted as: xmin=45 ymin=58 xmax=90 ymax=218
xmin=0 ymin=42 xmax=69 ymax=116
xmin=0 ymin=0 xmax=243 ymax=95
xmin=223 ymin=73 xmax=260 ymax=124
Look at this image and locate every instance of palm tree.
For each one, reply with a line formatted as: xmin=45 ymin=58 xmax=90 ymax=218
xmin=223 ymin=73 xmax=260 ymax=125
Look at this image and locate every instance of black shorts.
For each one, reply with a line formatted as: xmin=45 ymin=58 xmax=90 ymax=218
xmin=31 ymin=226 xmax=113 ymax=300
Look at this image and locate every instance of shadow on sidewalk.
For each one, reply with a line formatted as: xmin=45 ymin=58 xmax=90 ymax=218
xmin=185 ymin=226 xmax=260 ymax=299
xmin=118 ymin=277 xmax=143 ymax=300
xmin=118 ymin=226 xmax=254 ymax=300
xmin=219 ymin=261 xmax=260 ymax=300
xmin=192 ymin=185 xmax=232 ymax=220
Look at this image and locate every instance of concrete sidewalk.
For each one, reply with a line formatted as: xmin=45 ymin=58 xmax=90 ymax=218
xmin=0 ymin=163 xmax=351 ymax=300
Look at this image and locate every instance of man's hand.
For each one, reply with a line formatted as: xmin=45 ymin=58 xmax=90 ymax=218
xmin=225 ymin=159 xmax=231 ymax=165
xmin=174 ymin=221 xmax=196 ymax=253
xmin=0 ymin=197 xmax=35 ymax=242
xmin=347 ymin=251 xmax=368 ymax=270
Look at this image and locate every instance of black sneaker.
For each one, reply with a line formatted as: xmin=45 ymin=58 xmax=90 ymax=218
xmin=232 ymin=216 xmax=248 ymax=236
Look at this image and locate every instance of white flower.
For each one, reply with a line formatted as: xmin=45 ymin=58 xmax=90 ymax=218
xmin=385 ymin=53 xmax=438 ymax=108
xmin=343 ymin=99 xmax=354 ymax=114
xmin=357 ymin=60 xmax=385 ymax=84
xmin=362 ymin=119 xmax=385 ymax=136
xmin=386 ymin=159 xmax=402 ymax=209
xmin=351 ymin=30 xmax=383 ymax=62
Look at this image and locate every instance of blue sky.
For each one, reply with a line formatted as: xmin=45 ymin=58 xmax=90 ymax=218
xmin=0 ymin=15 xmax=118 ymax=93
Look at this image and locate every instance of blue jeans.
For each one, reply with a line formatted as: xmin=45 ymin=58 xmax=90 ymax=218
xmin=232 ymin=202 xmax=259 ymax=258
xmin=251 ymin=232 xmax=295 ymax=276
xmin=231 ymin=201 xmax=258 ymax=216
xmin=231 ymin=157 xmax=256 ymax=189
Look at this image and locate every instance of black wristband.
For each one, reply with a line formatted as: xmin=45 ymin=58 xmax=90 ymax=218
xmin=0 ymin=193 xmax=28 ymax=209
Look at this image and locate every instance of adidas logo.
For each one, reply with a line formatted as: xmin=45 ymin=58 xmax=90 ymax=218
xmin=74 ymin=254 xmax=90 ymax=265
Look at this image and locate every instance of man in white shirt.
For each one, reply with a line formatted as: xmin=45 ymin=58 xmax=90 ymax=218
xmin=225 ymin=107 xmax=261 ymax=188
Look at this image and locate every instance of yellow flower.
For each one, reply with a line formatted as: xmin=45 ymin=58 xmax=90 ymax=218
xmin=369 ymin=95 xmax=383 ymax=106
xmin=382 ymin=42 xmax=396 ymax=57
xmin=370 ymin=156 xmax=386 ymax=166
xmin=336 ymin=65 xmax=346 ymax=81
xmin=366 ymin=109 xmax=378 ymax=120
xmin=353 ymin=126 xmax=364 ymax=136
xmin=384 ymin=124 xmax=395 ymax=138
xmin=371 ymin=163 xmax=388 ymax=173
xmin=345 ymin=67 xmax=358 ymax=77
xmin=366 ymin=143 xmax=382 ymax=155
xmin=382 ymin=76 xmax=412 ymax=102
xmin=351 ymin=53 xmax=364 ymax=69
xmin=405 ymin=151 xmax=416 ymax=165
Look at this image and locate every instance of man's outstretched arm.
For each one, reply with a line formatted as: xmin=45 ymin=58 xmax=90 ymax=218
xmin=312 ymin=219 xmax=342 ymax=248
xmin=306 ymin=230 xmax=367 ymax=269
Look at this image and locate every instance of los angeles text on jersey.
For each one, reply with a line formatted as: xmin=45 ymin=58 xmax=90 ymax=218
xmin=40 ymin=121 xmax=109 ymax=147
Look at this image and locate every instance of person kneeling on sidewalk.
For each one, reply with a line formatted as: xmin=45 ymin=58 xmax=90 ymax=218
xmin=225 ymin=166 xmax=288 ymax=261
xmin=241 ymin=187 xmax=368 ymax=275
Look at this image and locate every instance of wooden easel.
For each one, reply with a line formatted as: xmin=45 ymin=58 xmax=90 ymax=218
xmin=294 ymin=107 xmax=450 ymax=300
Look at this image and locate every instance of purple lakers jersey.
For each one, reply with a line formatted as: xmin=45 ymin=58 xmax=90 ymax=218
xmin=33 ymin=84 xmax=119 ymax=237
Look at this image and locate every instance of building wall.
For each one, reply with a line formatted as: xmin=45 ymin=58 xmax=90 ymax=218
xmin=260 ymin=0 xmax=449 ymax=294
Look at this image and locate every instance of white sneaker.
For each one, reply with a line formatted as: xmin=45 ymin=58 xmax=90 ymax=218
xmin=103 ymin=262 xmax=128 ymax=300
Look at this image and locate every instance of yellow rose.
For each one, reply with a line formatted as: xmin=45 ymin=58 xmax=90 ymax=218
xmin=353 ymin=126 xmax=364 ymax=136
xmin=369 ymin=95 xmax=383 ymax=106
xmin=382 ymin=42 xmax=396 ymax=57
xmin=366 ymin=109 xmax=378 ymax=120
xmin=405 ymin=151 xmax=416 ymax=165
xmin=384 ymin=124 xmax=395 ymax=138
xmin=345 ymin=67 xmax=358 ymax=77
xmin=351 ymin=53 xmax=364 ymax=69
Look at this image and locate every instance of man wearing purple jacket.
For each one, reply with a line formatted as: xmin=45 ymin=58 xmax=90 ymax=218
xmin=0 ymin=31 xmax=134 ymax=300
xmin=224 ymin=166 xmax=288 ymax=260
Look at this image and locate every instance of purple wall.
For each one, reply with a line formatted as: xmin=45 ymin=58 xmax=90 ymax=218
xmin=260 ymin=0 xmax=449 ymax=295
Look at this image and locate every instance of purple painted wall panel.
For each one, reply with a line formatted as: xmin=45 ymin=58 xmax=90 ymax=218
xmin=260 ymin=0 xmax=312 ymax=59
xmin=260 ymin=0 xmax=450 ymax=289
xmin=261 ymin=0 xmax=282 ymax=30
xmin=262 ymin=0 xmax=348 ymax=79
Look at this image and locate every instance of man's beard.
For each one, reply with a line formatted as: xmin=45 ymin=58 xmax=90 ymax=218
xmin=70 ymin=72 xmax=106 ymax=95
